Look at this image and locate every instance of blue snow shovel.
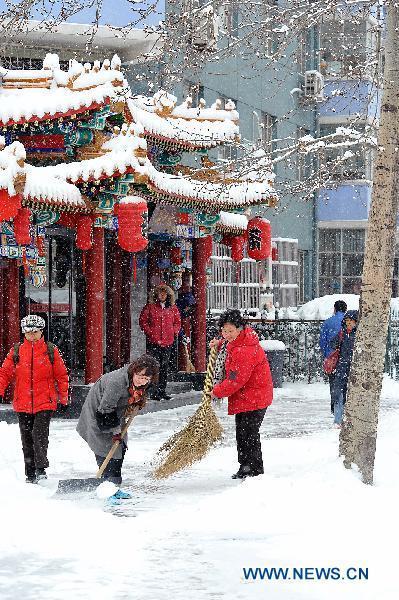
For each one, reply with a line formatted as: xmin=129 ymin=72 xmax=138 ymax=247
xmin=55 ymin=405 xmax=140 ymax=493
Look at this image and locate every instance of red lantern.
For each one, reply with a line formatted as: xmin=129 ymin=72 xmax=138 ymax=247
xmin=246 ymin=217 xmax=271 ymax=260
xmin=58 ymin=213 xmax=78 ymax=228
xmin=170 ymin=246 xmax=182 ymax=265
xmin=13 ymin=207 xmax=31 ymax=245
xmin=76 ymin=215 xmax=93 ymax=250
xmin=0 ymin=190 xmax=21 ymax=222
xmin=116 ymin=198 xmax=148 ymax=253
xmin=230 ymin=235 xmax=245 ymax=262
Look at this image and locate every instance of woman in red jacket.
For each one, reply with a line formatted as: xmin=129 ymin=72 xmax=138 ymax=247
xmin=0 ymin=315 xmax=69 ymax=483
xmin=211 ymin=310 xmax=273 ymax=479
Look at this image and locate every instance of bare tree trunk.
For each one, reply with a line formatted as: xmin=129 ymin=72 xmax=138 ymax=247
xmin=339 ymin=3 xmax=399 ymax=484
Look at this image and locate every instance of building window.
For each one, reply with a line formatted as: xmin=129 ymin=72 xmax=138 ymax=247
xmin=272 ymin=239 xmax=299 ymax=307
xmin=182 ymin=80 xmax=204 ymax=106
xmin=319 ymin=124 xmax=369 ymax=181
xmin=319 ymin=15 xmax=377 ymax=79
xmin=318 ymin=228 xmax=365 ymax=295
xmin=218 ymin=1 xmax=239 ymax=38
xmin=1 ymin=56 xmax=69 ymax=71
xmin=218 ymin=96 xmax=238 ymax=161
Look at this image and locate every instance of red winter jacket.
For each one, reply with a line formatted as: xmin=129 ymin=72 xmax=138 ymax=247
xmin=0 ymin=338 xmax=69 ymax=413
xmin=139 ymin=302 xmax=181 ymax=347
xmin=213 ymin=327 xmax=273 ymax=415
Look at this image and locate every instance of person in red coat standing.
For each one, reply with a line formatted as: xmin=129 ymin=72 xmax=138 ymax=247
xmin=211 ymin=310 xmax=273 ymax=479
xmin=0 ymin=315 xmax=69 ymax=483
xmin=139 ymin=283 xmax=181 ymax=401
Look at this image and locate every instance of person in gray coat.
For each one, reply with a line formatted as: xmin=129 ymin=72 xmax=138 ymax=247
xmin=77 ymin=355 xmax=159 ymax=484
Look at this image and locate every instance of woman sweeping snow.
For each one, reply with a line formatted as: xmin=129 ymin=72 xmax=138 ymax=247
xmin=77 ymin=355 xmax=159 ymax=487
xmin=210 ymin=310 xmax=273 ymax=479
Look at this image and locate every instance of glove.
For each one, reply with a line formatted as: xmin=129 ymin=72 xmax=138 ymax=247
xmin=0 ymin=396 xmax=3 ymax=403
xmin=112 ymin=433 xmax=122 ymax=443
xmin=57 ymin=403 xmax=69 ymax=414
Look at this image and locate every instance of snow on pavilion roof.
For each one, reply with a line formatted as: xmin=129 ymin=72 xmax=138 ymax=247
xmin=1 ymin=126 xmax=276 ymax=213
xmin=0 ymin=54 xmax=276 ymax=213
xmin=144 ymin=162 xmax=275 ymax=212
xmin=217 ymin=211 xmax=248 ymax=233
xmin=127 ymin=92 xmax=240 ymax=150
xmin=0 ymin=54 xmax=125 ymax=127
xmin=0 ymin=140 xmax=86 ymax=210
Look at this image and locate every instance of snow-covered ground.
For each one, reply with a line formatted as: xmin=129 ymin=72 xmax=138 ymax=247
xmin=0 ymin=378 xmax=398 ymax=600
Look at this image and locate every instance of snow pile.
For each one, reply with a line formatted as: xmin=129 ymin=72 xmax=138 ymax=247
xmin=296 ymin=294 xmax=399 ymax=321
xmin=296 ymin=294 xmax=359 ymax=320
xmin=260 ymin=339 xmax=286 ymax=351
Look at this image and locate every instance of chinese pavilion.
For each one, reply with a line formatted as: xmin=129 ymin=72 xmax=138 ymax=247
xmin=0 ymin=53 xmax=276 ymax=388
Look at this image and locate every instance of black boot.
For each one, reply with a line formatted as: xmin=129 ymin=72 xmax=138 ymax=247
xmin=231 ymin=465 xmax=252 ymax=480
xmin=36 ymin=468 xmax=47 ymax=481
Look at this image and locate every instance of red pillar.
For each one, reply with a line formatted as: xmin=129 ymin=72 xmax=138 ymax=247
xmin=0 ymin=265 xmax=4 ymax=365
xmin=192 ymin=238 xmax=208 ymax=372
xmin=85 ymin=228 xmax=104 ymax=383
xmin=3 ymin=260 xmax=20 ymax=403
xmin=4 ymin=260 xmax=20 ymax=351
xmin=105 ymin=237 xmax=122 ymax=369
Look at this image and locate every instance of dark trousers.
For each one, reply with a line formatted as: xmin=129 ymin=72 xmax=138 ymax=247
xmin=235 ymin=408 xmax=267 ymax=475
xmin=17 ymin=411 xmax=52 ymax=478
xmin=147 ymin=342 xmax=172 ymax=397
xmin=95 ymin=444 xmax=127 ymax=486
xmin=328 ymin=373 xmax=335 ymax=414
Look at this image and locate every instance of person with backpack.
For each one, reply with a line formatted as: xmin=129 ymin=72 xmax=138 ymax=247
xmin=0 ymin=315 xmax=69 ymax=483
xmin=329 ymin=310 xmax=359 ymax=427
xmin=319 ymin=299 xmax=348 ymax=414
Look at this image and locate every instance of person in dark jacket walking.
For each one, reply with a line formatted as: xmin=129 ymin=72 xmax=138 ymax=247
xmin=210 ymin=310 xmax=273 ymax=479
xmin=0 ymin=315 xmax=69 ymax=483
xmin=139 ymin=283 xmax=181 ymax=401
xmin=329 ymin=309 xmax=358 ymax=426
xmin=319 ymin=300 xmax=348 ymax=414
xmin=76 ymin=354 xmax=159 ymax=485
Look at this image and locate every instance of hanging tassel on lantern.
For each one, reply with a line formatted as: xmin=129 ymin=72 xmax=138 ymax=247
xmin=81 ymin=251 xmax=86 ymax=276
xmin=132 ymin=254 xmax=137 ymax=285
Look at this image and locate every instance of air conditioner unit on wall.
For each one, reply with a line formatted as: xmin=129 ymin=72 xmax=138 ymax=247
xmin=303 ymin=70 xmax=324 ymax=101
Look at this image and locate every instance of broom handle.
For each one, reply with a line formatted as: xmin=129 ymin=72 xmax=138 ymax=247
xmin=202 ymin=346 xmax=218 ymax=405
xmin=96 ymin=405 xmax=140 ymax=479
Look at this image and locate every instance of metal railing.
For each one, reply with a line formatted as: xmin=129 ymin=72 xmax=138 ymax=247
xmin=207 ymin=315 xmax=399 ymax=383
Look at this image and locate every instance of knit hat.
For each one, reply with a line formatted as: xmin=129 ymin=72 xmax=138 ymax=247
xmin=21 ymin=315 xmax=46 ymax=333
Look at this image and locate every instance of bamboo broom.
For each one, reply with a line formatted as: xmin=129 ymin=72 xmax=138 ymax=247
xmin=153 ymin=346 xmax=223 ymax=478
